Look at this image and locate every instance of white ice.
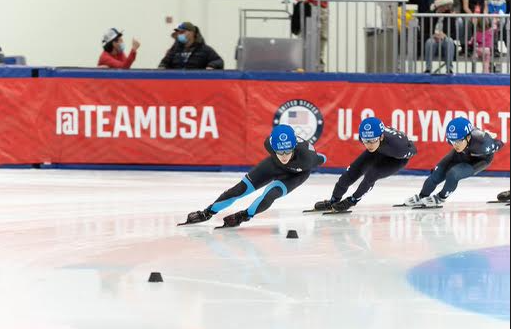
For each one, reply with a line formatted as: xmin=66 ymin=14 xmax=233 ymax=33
xmin=0 ymin=169 xmax=509 ymax=329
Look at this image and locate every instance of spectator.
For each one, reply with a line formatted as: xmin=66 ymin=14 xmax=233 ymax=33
xmin=158 ymin=22 xmax=224 ymax=70
xmin=292 ymin=1 xmax=329 ymax=70
xmin=462 ymin=0 xmax=489 ymax=13
xmin=453 ymin=0 xmax=463 ymax=12
xmin=424 ymin=0 xmax=458 ymax=74
xmin=408 ymin=0 xmax=436 ymax=55
xmin=469 ymin=18 xmax=497 ymax=72
xmin=488 ymin=0 xmax=507 ymax=12
xmin=98 ymin=28 xmax=140 ymax=69
xmin=488 ymin=0 xmax=506 ymax=57
xmin=306 ymin=1 xmax=328 ymax=69
xmin=0 ymin=46 xmax=4 ymax=64
xmin=409 ymin=0 xmax=433 ymax=14
xmin=431 ymin=0 xmax=465 ymax=51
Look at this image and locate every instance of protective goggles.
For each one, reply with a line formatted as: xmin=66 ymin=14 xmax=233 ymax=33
xmin=361 ymin=137 xmax=381 ymax=144
xmin=275 ymin=149 xmax=294 ymax=156
xmin=448 ymin=138 xmax=466 ymax=146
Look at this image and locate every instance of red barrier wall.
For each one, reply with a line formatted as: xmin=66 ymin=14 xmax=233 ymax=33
xmin=0 ymin=77 xmax=509 ymax=171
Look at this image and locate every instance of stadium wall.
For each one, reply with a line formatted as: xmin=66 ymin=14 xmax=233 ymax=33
xmin=0 ymin=67 xmax=509 ymax=175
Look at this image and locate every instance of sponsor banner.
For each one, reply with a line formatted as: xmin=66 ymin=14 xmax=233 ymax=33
xmin=1 ymin=78 xmax=246 ymax=165
xmin=247 ymin=81 xmax=510 ymax=171
xmin=0 ymin=78 xmax=509 ymax=171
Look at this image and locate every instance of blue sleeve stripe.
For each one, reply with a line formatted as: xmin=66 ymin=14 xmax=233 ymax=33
xmin=210 ymin=176 xmax=256 ymax=213
xmin=247 ymin=180 xmax=287 ymax=217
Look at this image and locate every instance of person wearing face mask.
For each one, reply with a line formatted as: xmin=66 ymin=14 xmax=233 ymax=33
xmin=313 ymin=118 xmax=417 ymax=213
xmin=158 ymin=22 xmax=224 ymax=70
xmin=404 ymin=117 xmax=504 ymax=208
xmin=98 ymin=28 xmax=140 ymax=69
xmin=180 ymin=125 xmax=326 ymax=228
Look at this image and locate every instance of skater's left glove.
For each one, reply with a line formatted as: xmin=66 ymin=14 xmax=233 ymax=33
xmin=332 ymin=197 xmax=358 ymax=212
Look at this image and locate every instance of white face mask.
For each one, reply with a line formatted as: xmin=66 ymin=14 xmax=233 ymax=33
xmin=118 ymin=43 xmax=126 ymax=52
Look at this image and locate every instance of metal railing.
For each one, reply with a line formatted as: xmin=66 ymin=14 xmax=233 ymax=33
xmin=320 ymin=0 xmax=408 ymax=73
xmin=239 ymin=9 xmax=293 ymax=38
xmin=236 ymin=1 xmax=510 ymax=74
xmin=237 ymin=0 xmax=409 ymax=73
xmin=408 ymin=13 xmax=510 ymax=74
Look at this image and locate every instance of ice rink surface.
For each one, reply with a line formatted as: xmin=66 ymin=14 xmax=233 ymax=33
xmin=0 ymin=169 xmax=509 ymax=329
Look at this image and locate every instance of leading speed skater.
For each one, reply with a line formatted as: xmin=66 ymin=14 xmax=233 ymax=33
xmin=183 ymin=124 xmax=326 ymax=228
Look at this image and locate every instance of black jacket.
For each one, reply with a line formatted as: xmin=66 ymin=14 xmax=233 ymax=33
xmin=461 ymin=129 xmax=504 ymax=159
xmin=158 ymin=41 xmax=224 ymax=70
xmin=364 ymin=127 xmax=417 ymax=160
xmin=438 ymin=129 xmax=504 ymax=171
xmin=264 ymin=137 xmax=326 ymax=174
xmin=291 ymin=1 xmax=312 ymax=35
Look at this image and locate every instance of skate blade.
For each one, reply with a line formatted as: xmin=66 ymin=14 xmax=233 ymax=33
xmin=487 ymin=200 xmax=509 ymax=204
xmin=177 ymin=222 xmax=196 ymax=227
xmin=412 ymin=206 xmax=444 ymax=210
xmin=393 ymin=204 xmax=409 ymax=208
xmin=303 ymin=209 xmax=327 ymax=213
xmin=177 ymin=220 xmax=208 ymax=227
xmin=322 ymin=210 xmax=353 ymax=216
xmin=214 ymin=224 xmax=240 ymax=230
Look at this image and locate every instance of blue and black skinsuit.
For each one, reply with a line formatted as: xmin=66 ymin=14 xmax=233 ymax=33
xmin=419 ymin=129 xmax=504 ymax=199
xmin=207 ymin=137 xmax=326 ymax=218
xmin=332 ymin=127 xmax=417 ymax=202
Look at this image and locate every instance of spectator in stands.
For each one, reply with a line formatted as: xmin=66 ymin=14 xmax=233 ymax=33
xmin=469 ymin=18 xmax=497 ymax=72
xmin=431 ymin=0 xmax=465 ymax=52
xmin=299 ymin=0 xmax=329 ymax=70
xmin=409 ymin=0 xmax=433 ymax=13
xmin=488 ymin=0 xmax=507 ymax=57
xmin=488 ymin=0 xmax=507 ymax=12
xmin=424 ymin=0 xmax=458 ymax=74
xmin=463 ymin=0 xmax=489 ymax=13
xmin=158 ymin=22 xmax=224 ymax=70
xmin=98 ymin=28 xmax=140 ymax=69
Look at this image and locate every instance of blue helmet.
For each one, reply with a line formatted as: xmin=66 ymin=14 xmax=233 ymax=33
xmin=446 ymin=117 xmax=474 ymax=142
xmin=359 ymin=117 xmax=385 ymax=140
xmin=270 ymin=125 xmax=297 ymax=152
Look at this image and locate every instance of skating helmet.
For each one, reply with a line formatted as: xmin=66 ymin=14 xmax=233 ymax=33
xmin=359 ymin=117 xmax=385 ymax=140
xmin=270 ymin=125 xmax=297 ymax=153
xmin=446 ymin=117 xmax=474 ymax=142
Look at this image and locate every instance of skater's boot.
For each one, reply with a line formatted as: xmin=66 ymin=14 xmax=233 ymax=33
xmin=497 ymin=190 xmax=510 ymax=202
xmin=186 ymin=208 xmax=214 ymax=224
xmin=420 ymin=194 xmax=446 ymax=208
xmin=332 ymin=197 xmax=358 ymax=212
xmin=314 ymin=200 xmax=333 ymax=211
xmin=222 ymin=210 xmax=251 ymax=228
xmin=404 ymin=194 xmax=422 ymax=207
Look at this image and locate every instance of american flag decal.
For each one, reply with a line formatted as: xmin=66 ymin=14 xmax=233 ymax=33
xmin=288 ymin=111 xmax=309 ymax=125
